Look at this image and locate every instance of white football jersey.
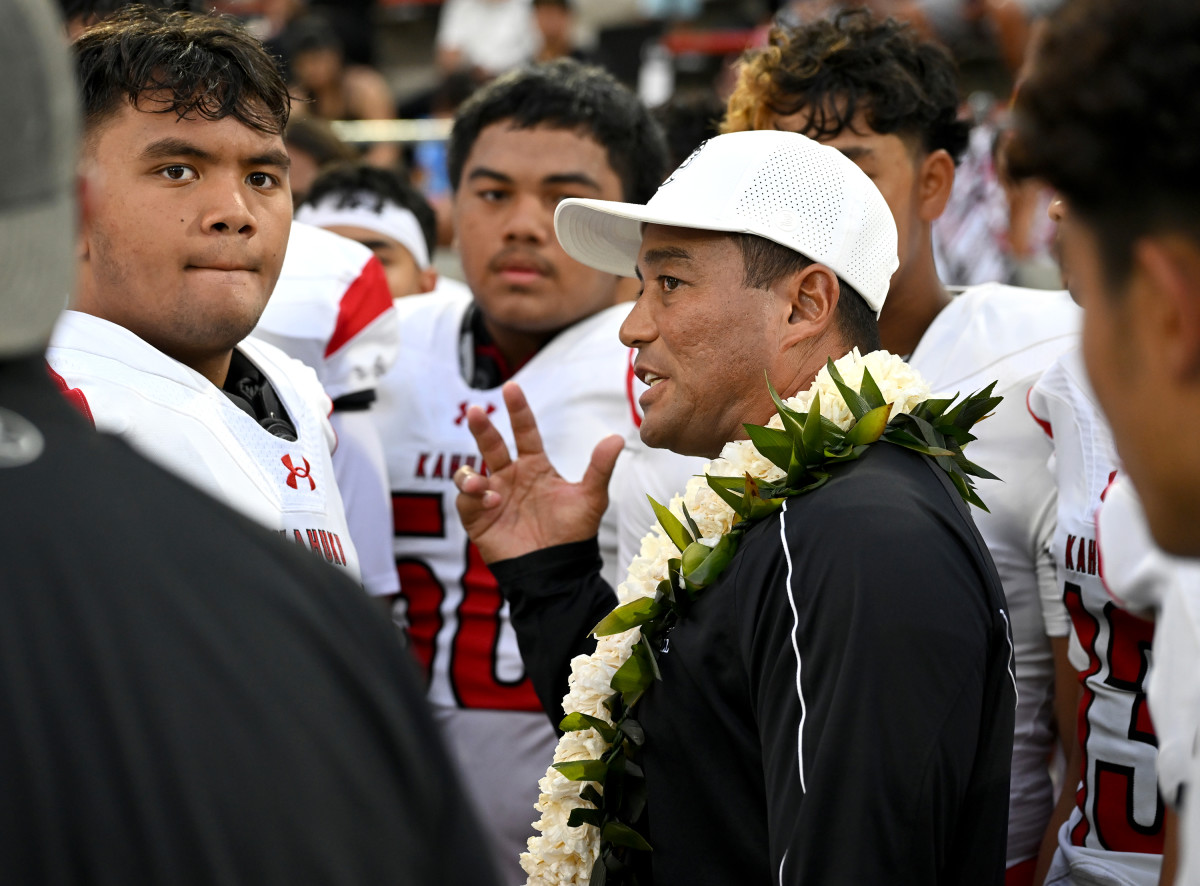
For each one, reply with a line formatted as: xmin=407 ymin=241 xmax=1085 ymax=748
xmin=47 ymin=310 xmax=360 ymax=581
xmin=910 ymin=283 xmax=1080 ymax=867
xmin=253 ymin=221 xmax=399 ymax=596
xmin=373 ymin=291 xmax=632 ymax=883
xmin=1029 ymin=350 xmax=1164 ymax=885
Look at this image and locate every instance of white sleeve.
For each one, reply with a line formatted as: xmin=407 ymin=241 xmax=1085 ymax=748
xmin=329 ymin=410 xmax=399 ymax=597
xmin=1147 ymin=581 xmax=1200 ymax=808
xmin=1096 ymin=475 xmax=1167 ymax=616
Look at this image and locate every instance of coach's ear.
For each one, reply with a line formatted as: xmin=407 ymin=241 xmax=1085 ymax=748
xmin=780 ymin=262 xmax=839 ymax=348
xmin=1134 ymin=235 xmax=1200 ymax=379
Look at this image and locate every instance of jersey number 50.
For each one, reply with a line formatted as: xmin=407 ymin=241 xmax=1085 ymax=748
xmin=392 ymin=491 xmax=542 ymax=712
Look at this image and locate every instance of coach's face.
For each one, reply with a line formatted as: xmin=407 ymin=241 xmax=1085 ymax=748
xmin=453 ymin=122 xmax=627 ymax=350
xmin=622 ymin=225 xmax=822 ymax=458
xmin=76 ymin=98 xmax=292 ymax=383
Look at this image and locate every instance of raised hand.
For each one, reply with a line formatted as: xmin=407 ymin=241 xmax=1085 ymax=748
xmin=453 ymin=382 xmax=624 ymax=564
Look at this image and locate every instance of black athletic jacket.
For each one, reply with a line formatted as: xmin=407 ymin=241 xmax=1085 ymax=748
xmin=494 ymin=442 xmax=1015 ymax=885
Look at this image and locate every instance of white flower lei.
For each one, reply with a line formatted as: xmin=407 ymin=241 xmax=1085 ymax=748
xmin=520 ymin=349 xmax=933 ymax=885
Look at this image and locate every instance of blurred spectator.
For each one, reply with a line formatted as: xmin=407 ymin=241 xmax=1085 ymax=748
xmin=297 ymin=163 xmax=440 ymax=298
xmin=284 ymin=116 xmax=355 ymax=204
xmin=286 ymin=12 xmax=400 ymax=168
xmin=411 ymin=71 xmax=477 ymax=247
xmin=435 ymin=0 xmax=539 ymax=82
xmin=654 ymin=86 xmax=724 ymax=167
xmin=533 ymin=0 xmax=589 ymax=63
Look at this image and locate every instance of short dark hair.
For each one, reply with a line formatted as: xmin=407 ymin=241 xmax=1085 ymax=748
xmin=74 ymin=6 xmax=290 ymax=138
xmin=300 ymin=163 xmax=438 ymax=261
xmin=1008 ymin=0 xmax=1200 ymax=289
xmin=446 ymin=59 xmax=668 ymax=204
xmin=723 ymin=10 xmax=969 ymax=164
xmin=734 ymin=234 xmax=880 ymax=353
xmin=58 ymin=0 xmax=199 ymax=23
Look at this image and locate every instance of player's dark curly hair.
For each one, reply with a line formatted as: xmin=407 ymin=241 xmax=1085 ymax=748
xmin=58 ymin=0 xmax=199 ymax=22
xmin=1008 ymin=0 xmax=1200 ymax=288
xmin=300 ymin=163 xmax=438 ymax=262
xmin=446 ymin=59 xmax=668 ymax=203
xmin=74 ymin=5 xmax=290 ymax=137
xmin=723 ymin=10 xmax=969 ymax=163
xmin=736 ymin=234 xmax=880 ymax=352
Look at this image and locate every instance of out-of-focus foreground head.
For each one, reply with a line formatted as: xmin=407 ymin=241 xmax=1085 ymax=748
xmin=1008 ymin=0 xmax=1200 ymax=555
xmin=0 ymin=0 xmax=78 ymax=358
xmin=1008 ymin=0 xmax=1200 ymax=296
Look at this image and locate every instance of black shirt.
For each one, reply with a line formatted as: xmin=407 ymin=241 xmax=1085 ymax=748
xmin=494 ymin=442 xmax=1015 ymax=885
xmin=0 ymin=357 xmax=499 ymax=886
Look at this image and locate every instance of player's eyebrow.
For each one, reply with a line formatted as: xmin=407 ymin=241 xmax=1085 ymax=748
xmin=247 ymin=149 xmax=291 ymax=170
xmin=357 ymin=239 xmax=391 ymax=252
xmin=542 ymin=172 xmax=604 ymax=192
xmin=139 ymin=138 xmax=290 ymax=170
xmin=139 ymin=137 xmax=214 ymax=163
xmin=835 ymin=145 xmax=873 ymax=161
xmin=466 ymin=167 xmax=514 ymax=184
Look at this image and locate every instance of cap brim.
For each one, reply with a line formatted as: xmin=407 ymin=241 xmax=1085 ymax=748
xmin=555 ymin=197 xmax=749 ymax=278
xmin=0 ymin=195 xmax=74 ymax=358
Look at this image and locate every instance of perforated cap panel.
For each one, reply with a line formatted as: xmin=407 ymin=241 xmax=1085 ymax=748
xmin=555 ymin=130 xmax=898 ymax=312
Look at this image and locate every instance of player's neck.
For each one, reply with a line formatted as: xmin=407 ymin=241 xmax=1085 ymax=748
xmin=179 ymin=350 xmax=234 ymax=388
xmin=877 ymin=255 xmax=950 ymax=358
xmin=478 ymin=317 xmax=555 ymax=378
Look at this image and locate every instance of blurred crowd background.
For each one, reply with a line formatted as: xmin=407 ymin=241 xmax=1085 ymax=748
xmin=205 ymin=0 xmax=1065 ymax=293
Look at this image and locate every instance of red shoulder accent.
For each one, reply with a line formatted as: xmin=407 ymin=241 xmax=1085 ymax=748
xmin=324 ymin=255 xmax=394 ymax=358
xmin=1026 ymin=386 xmax=1053 ymax=439
xmin=45 ymin=362 xmax=95 ymax=426
xmin=1095 ymin=471 xmax=1128 ymax=609
xmin=625 ymin=348 xmax=641 ymax=429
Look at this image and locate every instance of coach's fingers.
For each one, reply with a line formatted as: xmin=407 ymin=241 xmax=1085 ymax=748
xmin=454 ymin=466 xmax=502 ymax=512
xmin=580 ymin=434 xmax=625 ymax=501
xmin=502 ymin=382 xmax=546 ymax=459
xmin=466 ymin=405 xmax=513 ymax=473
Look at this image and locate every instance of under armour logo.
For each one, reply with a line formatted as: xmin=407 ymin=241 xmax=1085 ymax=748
xmin=453 ymin=401 xmax=496 ymax=426
xmin=282 ymin=454 xmax=315 ymax=490
xmin=660 ymin=138 xmax=707 ymax=188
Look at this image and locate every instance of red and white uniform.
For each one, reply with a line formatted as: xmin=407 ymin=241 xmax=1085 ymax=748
xmin=373 ymin=290 xmax=630 ymax=883
xmin=1029 ymin=349 xmax=1165 ymax=885
xmin=1095 ymin=477 xmax=1200 ymax=886
xmin=47 ymin=310 xmax=360 ymax=580
xmin=914 ymin=284 xmax=1081 ymax=870
xmin=253 ymin=221 xmax=398 ymax=596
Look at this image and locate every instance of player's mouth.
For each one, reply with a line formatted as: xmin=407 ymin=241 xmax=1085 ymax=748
xmin=490 ymin=250 xmax=553 ymax=285
xmin=186 ymin=261 xmax=259 ymax=274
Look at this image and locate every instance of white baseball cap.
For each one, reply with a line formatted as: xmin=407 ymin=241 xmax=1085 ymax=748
xmin=554 ymin=130 xmax=898 ymax=314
